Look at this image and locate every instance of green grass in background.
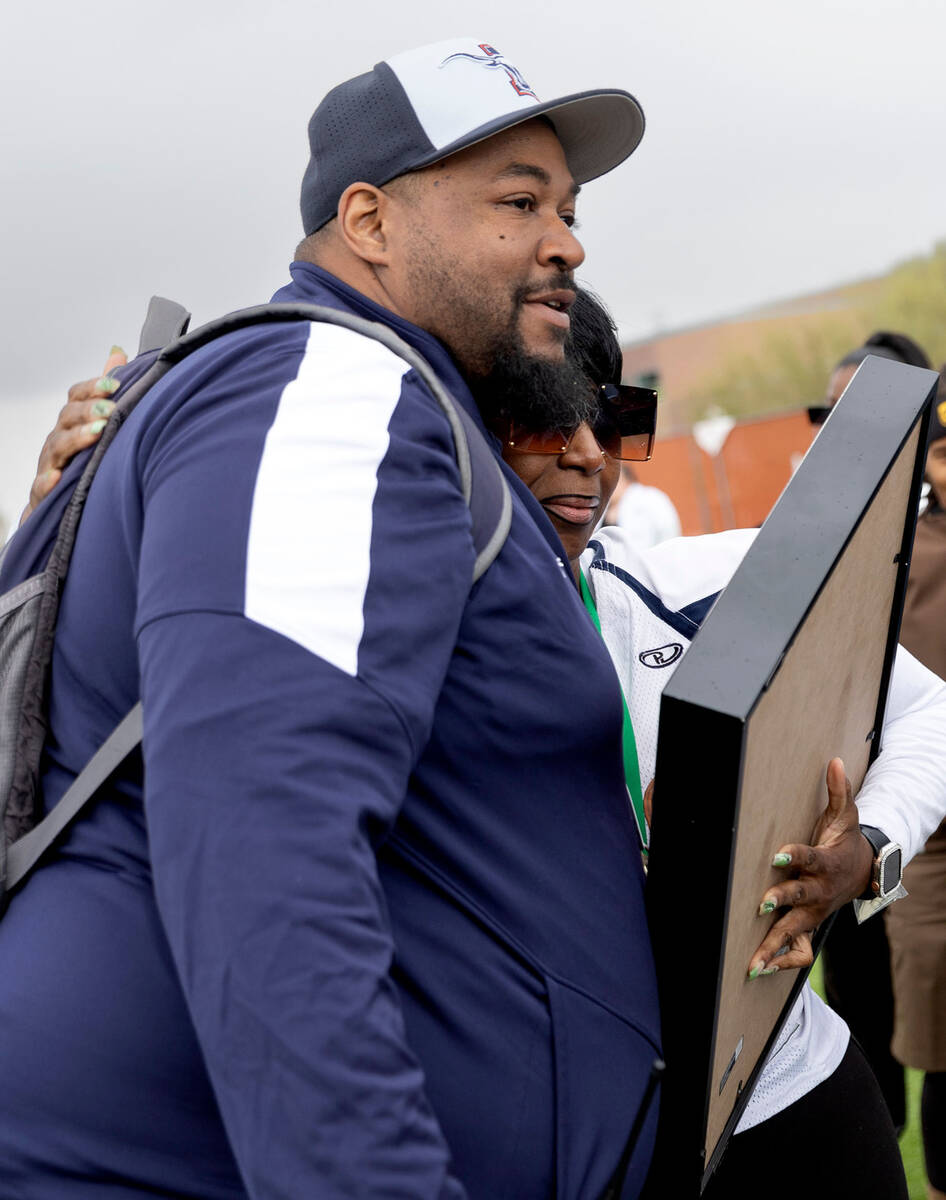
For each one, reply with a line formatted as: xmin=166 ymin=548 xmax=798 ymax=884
xmin=902 ymin=1069 xmax=927 ymax=1200
xmin=809 ymin=957 xmax=928 ymax=1199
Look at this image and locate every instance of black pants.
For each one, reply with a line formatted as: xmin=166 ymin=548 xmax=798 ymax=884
xmin=821 ymin=902 xmax=906 ymax=1131
xmin=702 ymin=1039 xmax=908 ymax=1200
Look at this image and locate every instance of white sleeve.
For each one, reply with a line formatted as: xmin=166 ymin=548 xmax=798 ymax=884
xmin=855 ymin=644 xmax=946 ymax=864
xmin=589 ymin=525 xmax=758 ymax=610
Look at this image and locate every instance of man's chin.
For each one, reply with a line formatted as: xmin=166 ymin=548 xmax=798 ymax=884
xmin=518 ymin=323 xmax=568 ymax=363
xmin=452 ymin=340 xmax=562 ymax=382
xmin=523 ymin=340 xmax=567 ymax=363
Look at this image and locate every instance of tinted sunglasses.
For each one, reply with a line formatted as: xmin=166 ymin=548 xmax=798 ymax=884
xmin=504 ymin=384 xmax=657 ymax=462
xmin=807 ymin=405 xmax=832 ymax=426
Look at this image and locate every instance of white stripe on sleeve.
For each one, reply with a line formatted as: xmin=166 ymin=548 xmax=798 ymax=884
xmin=245 ymin=322 xmax=409 ymax=676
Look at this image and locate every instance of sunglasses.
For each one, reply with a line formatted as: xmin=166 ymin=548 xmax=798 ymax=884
xmin=503 ymin=384 xmax=657 ymax=462
xmin=807 ymin=405 xmax=832 ymax=426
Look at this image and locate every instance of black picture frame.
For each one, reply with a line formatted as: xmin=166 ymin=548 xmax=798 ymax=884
xmin=643 ymin=356 xmax=938 ymax=1196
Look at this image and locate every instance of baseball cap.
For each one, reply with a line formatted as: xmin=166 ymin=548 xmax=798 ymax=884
xmin=300 ymin=38 xmax=645 ymax=235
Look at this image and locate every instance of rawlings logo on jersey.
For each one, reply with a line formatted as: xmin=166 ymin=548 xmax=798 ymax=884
xmin=439 ymin=44 xmax=538 ymax=99
xmin=639 ymin=643 xmax=683 ymax=668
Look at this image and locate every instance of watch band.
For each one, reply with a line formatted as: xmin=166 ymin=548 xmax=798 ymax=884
xmin=858 ymin=824 xmax=889 ymax=900
xmin=859 ymin=824 xmax=889 ymax=856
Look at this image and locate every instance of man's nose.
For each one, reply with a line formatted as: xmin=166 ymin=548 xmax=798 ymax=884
xmin=561 ymin=422 xmax=604 ymax=472
xmin=537 ymin=221 xmax=585 ymax=273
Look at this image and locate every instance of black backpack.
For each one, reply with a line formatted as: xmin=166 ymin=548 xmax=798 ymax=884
xmin=0 ymin=297 xmax=512 ymax=901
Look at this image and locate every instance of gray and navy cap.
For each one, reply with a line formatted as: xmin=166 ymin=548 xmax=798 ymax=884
xmin=300 ymin=37 xmax=645 ymax=235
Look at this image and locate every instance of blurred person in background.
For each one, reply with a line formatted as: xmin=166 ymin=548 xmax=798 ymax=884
xmin=603 ymin=462 xmax=681 ymax=548
xmin=886 ymin=381 xmax=946 ymax=1200
xmin=810 ymin=330 xmax=931 ymax=430
xmin=898 ymin=378 xmax=946 ymax=676
xmin=809 ymin=328 xmax=932 ymax=1137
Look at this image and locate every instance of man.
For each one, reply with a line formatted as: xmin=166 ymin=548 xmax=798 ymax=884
xmin=0 ymin=40 xmax=660 ymax=1199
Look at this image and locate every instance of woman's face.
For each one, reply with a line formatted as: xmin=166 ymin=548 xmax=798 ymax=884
xmin=926 ymin=436 xmax=946 ymax=508
xmin=502 ymin=421 xmax=621 ymax=565
xmin=825 ymin=364 xmax=857 ymax=409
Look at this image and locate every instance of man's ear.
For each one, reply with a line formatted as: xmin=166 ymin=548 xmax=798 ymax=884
xmin=336 ymin=181 xmax=391 ymax=266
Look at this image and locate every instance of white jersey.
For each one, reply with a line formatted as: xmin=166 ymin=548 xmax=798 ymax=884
xmin=581 ymin=524 xmax=946 ymax=1130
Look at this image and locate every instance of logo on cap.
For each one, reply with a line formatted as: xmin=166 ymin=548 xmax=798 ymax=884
xmin=440 ymin=44 xmax=538 ymax=100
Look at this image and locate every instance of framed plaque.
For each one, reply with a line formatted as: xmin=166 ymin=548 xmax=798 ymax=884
xmin=644 ymin=356 xmax=938 ymax=1195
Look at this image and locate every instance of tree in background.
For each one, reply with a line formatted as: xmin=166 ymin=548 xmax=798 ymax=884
xmin=684 ymin=242 xmax=946 ymax=424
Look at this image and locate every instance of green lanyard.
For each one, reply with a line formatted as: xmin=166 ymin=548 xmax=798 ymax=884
xmin=579 ymin=568 xmax=649 ymax=855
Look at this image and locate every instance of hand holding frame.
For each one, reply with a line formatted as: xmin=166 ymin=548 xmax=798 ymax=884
xmin=747 ymin=758 xmax=874 ymax=978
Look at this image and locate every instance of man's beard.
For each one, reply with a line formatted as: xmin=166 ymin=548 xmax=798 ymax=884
xmin=466 ymin=331 xmax=596 ymax=436
xmin=401 ymin=233 xmax=594 ymax=433
xmin=426 ymin=271 xmax=595 ymax=434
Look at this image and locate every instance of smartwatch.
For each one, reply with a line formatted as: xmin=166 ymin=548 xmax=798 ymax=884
xmin=853 ymin=825 xmax=907 ymax=923
xmin=858 ymin=825 xmax=902 ymax=900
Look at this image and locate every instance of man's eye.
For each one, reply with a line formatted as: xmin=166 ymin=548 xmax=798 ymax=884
xmin=561 ymin=213 xmax=579 ymax=229
xmin=506 ymin=197 xmax=535 ymax=212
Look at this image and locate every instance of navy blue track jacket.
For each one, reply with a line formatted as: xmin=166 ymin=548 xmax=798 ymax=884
xmin=0 ymin=263 xmax=660 ymax=1198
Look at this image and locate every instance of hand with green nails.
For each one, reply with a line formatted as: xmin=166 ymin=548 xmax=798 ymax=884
xmin=20 ymin=345 xmax=127 ymax=525
xmin=747 ymin=756 xmax=874 ymax=980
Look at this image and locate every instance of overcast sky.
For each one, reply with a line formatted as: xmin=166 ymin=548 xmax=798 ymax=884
xmin=2 ymin=0 xmax=944 ymax=531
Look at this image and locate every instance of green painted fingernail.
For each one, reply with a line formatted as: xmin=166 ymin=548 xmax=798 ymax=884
xmin=760 ymin=965 xmax=779 ymax=976
xmin=110 ymin=345 xmax=125 ymax=357
xmin=772 ymin=853 xmax=792 ymax=867
xmin=86 ymin=419 xmax=107 ymax=435
xmin=96 ymin=376 xmax=119 ymax=394
xmin=759 ymin=899 xmax=777 ymax=915
xmin=748 ymin=963 xmax=763 ymax=980
xmin=91 ymin=399 xmax=115 ymax=418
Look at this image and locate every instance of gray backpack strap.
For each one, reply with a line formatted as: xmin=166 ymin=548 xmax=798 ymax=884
xmin=160 ymin=302 xmax=513 ymax=579
xmin=136 ymin=296 xmax=192 ymax=355
xmin=451 ymin=402 xmax=513 ymax=581
xmin=5 ymin=703 xmax=142 ymax=893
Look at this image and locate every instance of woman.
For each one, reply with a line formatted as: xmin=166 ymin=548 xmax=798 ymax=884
xmin=498 ymin=291 xmax=946 ymax=1197
xmin=886 ymin=383 xmax=946 ymax=1200
xmin=811 ymin=329 xmax=931 ymax=429
xmin=22 ymin=296 xmax=946 ymax=1198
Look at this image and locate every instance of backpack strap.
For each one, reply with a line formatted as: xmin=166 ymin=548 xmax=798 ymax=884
xmin=158 ymin=302 xmax=512 ymax=576
xmin=5 ymin=703 xmax=142 ymax=892
xmin=5 ymin=300 xmax=512 ymax=891
xmin=453 ymin=402 xmax=513 ymax=583
xmin=136 ymin=296 xmax=192 ymax=354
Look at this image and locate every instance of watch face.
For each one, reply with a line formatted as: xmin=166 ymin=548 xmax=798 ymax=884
xmin=880 ymin=847 xmax=902 ymax=896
